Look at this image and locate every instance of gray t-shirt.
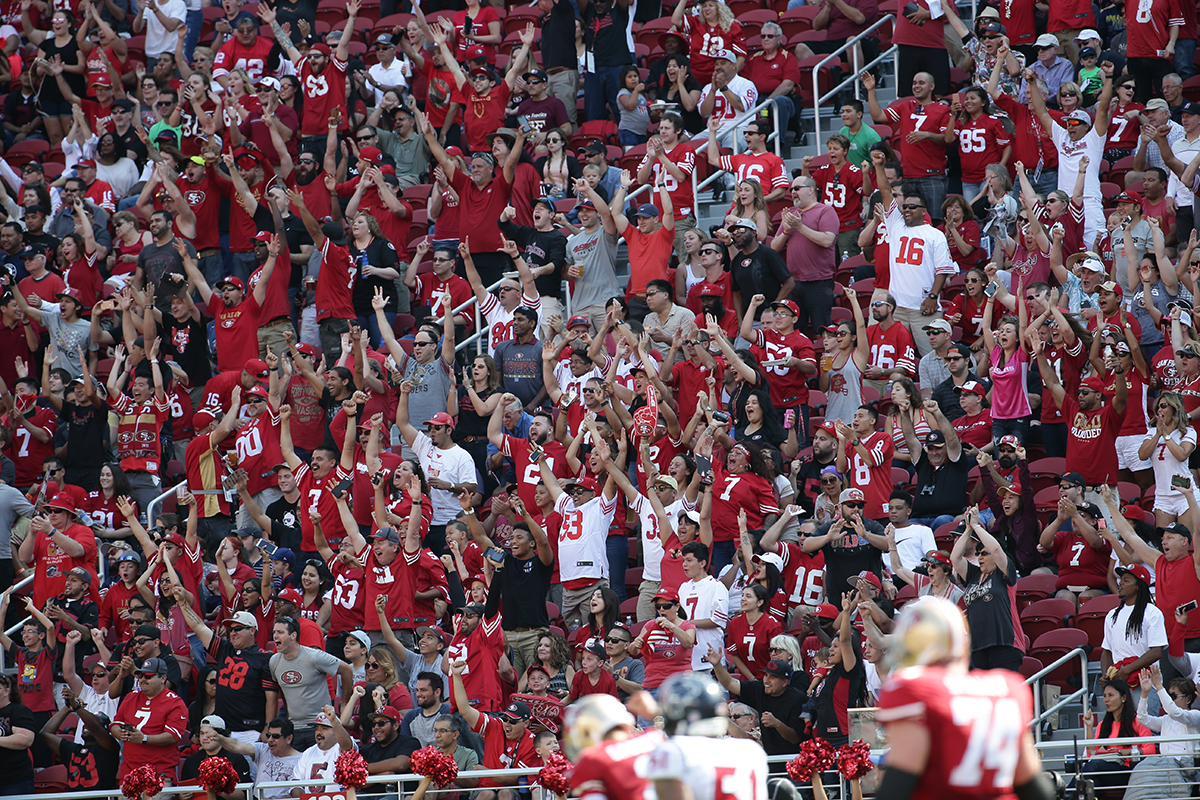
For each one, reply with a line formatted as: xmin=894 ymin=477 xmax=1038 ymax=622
xmin=402 ymin=355 xmax=453 ymax=430
xmin=42 ymin=310 xmax=94 ymax=380
xmin=251 ymin=743 xmax=304 ymax=799
xmin=609 ymin=655 xmax=645 ymax=702
xmin=565 ymin=227 xmax=621 ymax=311
xmin=0 ymin=484 xmax=34 ymax=559
xmin=1130 ymin=279 xmax=1192 ymax=345
xmin=269 ymin=645 xmax=346 ymax=728
xmin=401 ymin=704 xmax=450 ymax=748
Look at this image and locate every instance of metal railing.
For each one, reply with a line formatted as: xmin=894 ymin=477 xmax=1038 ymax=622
xmin=440 ymin=276 xmax=504 ymax=356
xmin=1025 ymin=645 xmax=1091 ymax=741
xmin=811 ymin=15 xmax=899 ymax=150
xmin=0 ymin=573 xmax=34 ymax=671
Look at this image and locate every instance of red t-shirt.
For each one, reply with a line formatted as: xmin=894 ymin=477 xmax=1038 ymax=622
xmin=31 ymin=522 xmax=97 ymax=609
xmin=639 ymin=618 xmax=697 ymax=689
xmin=1061 ymin=393 xmax=1123 ymax=486
xmin=953 ymin=410 xmax=994 ymax=449
xmin=1002 ymin=0 xmax=1038 ymax=45
xmin=624 ymin=223 xmax=674 ymax=296
xmin=719 ymin=150 xmax=789 ymax=194
xmin=741 ymin=50 xmax=802 ymax=98
xmin=569 ymin=667 xmax=619 ymax=699
xmin=248 ymin=251 xmax=292 ymax=323
xmin=885 ymin=99 xmax=949 ymax=176
xmin=207 ymin=293 xmax=264 ymax=374
xmin=316 ymin=239 xmax=356 ymax=322
xmin=456 ymin=81 xmax=511 ymax=152
xmin=177 ymin=173 xmax=222 ymax=251
xmin=448 ymin=169 xmax=511 ymax=253
xmin=1052 ymin=529 xmax=1112 ymax=590
xmin=1157 ymin=551 xmax=1200 ymax=639
xmin=955 ymin=114 xmax=1011 ymax=182
xmin=710 ymin=464 xmax=778 ymax=542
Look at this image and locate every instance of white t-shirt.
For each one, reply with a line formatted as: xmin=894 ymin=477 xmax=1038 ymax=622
xmin=891 ymin=523 xmax=936 ymax=572
xmin=141 ymin=0 xmax=187 ymax=58
xmin=293 ymin=741 xmax=355 ymax=792
xmin=74 ymin=683 xmax=119 ymax=744
xmin=641 ymin=735 xmax=768 ymax=800
xmin=1101 ymin=601 xmax=1168 ymax=664
xmin=252 ymin=743 xmax=304 ymax=799
xmin=412 ymin=431 xmax=478 ymax=525
xmin=678 ymin=575 xmax=729 ymax=670
xmin=884 ymin=202 xmax=955 ymax=310
xmin=554 ymin=491 xmax=617 ymax=584
xmin=629 ymin=493 xmax=693 ymax=582
xmin=1049 ymin=122 xmax=1104 ymax=202
xmin=367 ymin=58 xmax=411 ymax=105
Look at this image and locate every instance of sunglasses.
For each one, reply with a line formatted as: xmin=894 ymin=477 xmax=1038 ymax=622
xmin=372 ymin=720 xmax=391 ymax=727
xmin=604 ymin=636 xmax=630 ymax=644
xmin=366 ymin=661 xmax=381 ymax=668
xmin=843 ymin=502 xmax=865 ymax=509
xmin=820 ymin=477 xmax=840 ymax=484
xmin=901 ymin=203 xmax=925 ymax=210
xmin=730 ymin=713 xmax=753 ymax=720
xmin=228 ymin=625 xmax=253 ymax=632
xmin=699 ymin=248 xmax=721 ymax=255
xmin=432 ymin=256 xmax=455 ymax=263
xmin=206 ymin=677 xmax=218 ymax=684
xmin=654 ymin=602 xmax=675 ymax=609
xmin=131 ymin=638 xmax=151 ymax=646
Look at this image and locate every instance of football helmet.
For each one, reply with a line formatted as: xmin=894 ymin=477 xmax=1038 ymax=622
xmin=657 ymin=672 xmax=729 ymax=737
xmin=562 ymin=693 xmax=636 ymax=760
xmin=886 ymin=596 xmax=971 ymax=672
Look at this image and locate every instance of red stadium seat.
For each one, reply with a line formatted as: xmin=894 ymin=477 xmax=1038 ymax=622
xmin=619 ymin=597 xmax=639 ymax=619
xmin=1015 ymin=573 xmax=1056 ymax=613
xmin=1028 ymin=628 xmax=1090 ymax=690
xmin=1028 ymin=457 xmax=1066 ymax=479
xmin=1073 ymin=594 xmax=1120 ymax=660
xmin=1020 ymin=656 xmax=1044 ymax=679
xmin=625 ymin=566 xmax=643 ymax=597
xmin=1019 ymin=597 xmax=1075 ymax=643
xmin=808 ymin=390 xmax=827 ymax=414
xmin=894 ymin=583 xmax=917 ymax=609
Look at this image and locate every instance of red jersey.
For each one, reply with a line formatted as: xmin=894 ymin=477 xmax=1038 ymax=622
xmin=1101 ymin=367 xmax=1149 ymax=437
xmin=248 ymin=250 xmax=292 ymax=323
xmin=63 ymin=252 xmax=103 ymax=305
xmin=885 ymin=99 xmax=950 ymax=176
xmin=473 ymin=710 xmax=539 ymax=786
xmin=327 ymin=555 xmax=366 ymax=634
xmin=811 ymin=161 xmax=865 ymax=232
xmin=6 ymin=405 xmax=56 ymax=487
xmin=634 ymin=434 xmax=684 ymax=494
xmin=867 ymin=321 xmax=917 ymax=378
xmin=877 ymin=666 xmax=1034 ymax=800
xmin=83 ymin=490 xmax=123 ymax=531
xmin=1125 ymin=0 xmax=1184 ymax=59
xmin=184 ymin=430 xmax=233 ymax=519
xmin=725 ymin=611 xmax=783 ymax=679
xmin=570 ymin=729 xmax=667 ymax=800
xmin=98 ymin=580 xmax=140 ymax=642
xmin=295 ymin=462 xmax=349 ymax=550
xmin=710 ymin=464 xmax=778 ymax=542
xmin=1037 ymin=200 xmax=1085 ymax=258
xmin=31 ymin=523 xmax=97 ymax=608
xmin=848 ymin=430 xmax=895 ymax=518
xmin=669 ymin=358 xmax=725 ymax=425
xmin=235 ymin=405 xmax=283 ymax=496
xmin=1049 ymin=0 xmax=1095 ymax=30
xmin=1062 ymin=394 xmax=1123 ymax=486
xmin=83 ymin=178 xmax=114 ymax=214
xmin=446 ymin=613 xmax=506 ymax=712
xmin=638 ymin=143 xmax=696 ymax=219
xmin=108 ymin=393 xmax=169 ymax=475
xmin=499 ymin=435 xmax=568 ymax=513
xmin=570 ymin=667 xmax=619 ymax=699
xmin=779 ymin=541 xmax=826 ymax=608
xmin=719 ymin=151 xmax=788 ymax=194
xmin=680 ymin=14 xmax=745 ymax=85
xmin=1039 ymin=342 xmax=1084 ymax=420
xmin=946 ymin=295 xmax=988 ymax=346
xmin=349 ymin=446 xmax=401 ymax=528
xmin=1106 ymin=103 xmax=1145 ymax=150
xmin=177 ymin=174 xmax=222 ymax=251
xmin=414 ymin=273 xmax=473 ymax=325
xmin=1156 ymin=551 xmax=1200 ymax=639
xmin=639 ymin=618 xmax=697 ymax=688
xmin=1051 ymin=529 xmax=1112 ymax=590
xmin=941 ymin=220 xmax=985 ymax=272
xmin=458 ymin=82 xmax=511 ymax=152
xmin=166 ymin=381 xmax=194 ymax=443
xmin=299 ymin=56 xmax=348 ymax=137
xmin=1087 ymin=310 xmax=1142 ymax=342
xmin=112 ymin=688 xmax=189 ymax=778
xmin=146 ymin=538 xmax=204 ymax=617
xmin=314 ymin=239 xmax=356 ymax=322
xmin=955 ymin=114 xmax=1011 ymax=183
xmin=752 ymin=327 xmax=816 ymax=407
xmin=211 ymin=36 xmax=275 ymax=82
xmin=207 ymin=293 xmax=264 ymax=374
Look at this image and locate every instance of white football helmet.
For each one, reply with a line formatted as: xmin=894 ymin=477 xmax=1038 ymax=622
xmin=886 ymin=596 xmax=971 ymax=672
xmin=562 ymin=693 xmax=636 ymax=760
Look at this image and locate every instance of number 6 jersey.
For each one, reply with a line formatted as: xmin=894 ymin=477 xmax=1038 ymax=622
xmin=876 ymin=666 xmax=1034 ymax=799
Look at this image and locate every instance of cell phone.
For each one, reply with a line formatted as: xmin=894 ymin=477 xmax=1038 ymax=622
xmin=1179 ymin=599 xmax=1198 ymax=614
xmin=484 ymin=546 xmax=504 ymax=563
xmin=983 ymin=282 xmax=999 ymax=297
xmin=1173 ymin=474 xmax=1192 ymax=489
xmin=712 ymin=410 xmax=731 ymax=424
xmin=257 ymin=538 xmax=278 ymax=556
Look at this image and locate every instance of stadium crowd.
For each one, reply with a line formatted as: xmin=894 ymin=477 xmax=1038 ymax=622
xmin=0 ymin=0 xmax=1199 ymax=796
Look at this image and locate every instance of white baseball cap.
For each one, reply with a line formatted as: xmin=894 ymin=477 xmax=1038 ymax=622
xmin=1034 ymin=33 xmax=1059 ymax=49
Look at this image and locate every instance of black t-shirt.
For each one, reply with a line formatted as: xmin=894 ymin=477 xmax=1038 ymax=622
xmin=730 ymin=246 xmax=792 ymax=321
xmin=816 ymin=520 xmax=886 ymax=597
xmin=540 ymin=0 xmax=578 ymax=70
xmin=284 ymin=215 xmax=314 ymax=289
xmin=209 ymin=638 xmax=278 ymax=731
xmin=60 ymin=401 xmax=108 ymax=472
xmin=737 ymin=681 xmax=808 ymax=756
xmin=499 ymin=552 xmax=554 ymax=631
xmin=349 ymin=237 xmax=400 ymax=315
xmin=795 ymin=454 xmax=837 ymax=514
xmin=180 ymin=748 xmax=253 ymax=795
xmin=962 ymin=559 xmax=1020 ymax=651
xmin=912 ymin=451 xmax=971 ymax=519
xmin=930 ymin=371 xmax=988 ymax=421
xmin=361 ymin=733 xmax=420 ymax=767
xmin=583 ymin=2 xmax=634 ymax=67
xmin=0 ymin=702 xmax=35 ymax=783
xmin=60 ymin=737 xmax=120 ymax=790
xmin=164 ymin=312 xmax=213 ymax=386
xmin=266 ymin=494 xmax=302 ymax=552
xmin=49 ymin=595 xmax=99 ymax=678
xmin=497 ymin=220 xmax=568 ymax=301
xmin=454 ymin=387 xmax=497 ymax=440
xmin=815 ymin=658 xmax=866 ymax=743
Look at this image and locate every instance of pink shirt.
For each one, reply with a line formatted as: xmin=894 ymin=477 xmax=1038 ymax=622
xmin=989 ymin=345 xmax=1032 ymax=420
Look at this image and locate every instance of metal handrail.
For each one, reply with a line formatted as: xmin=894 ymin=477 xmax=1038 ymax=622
xmin=1 ymin=573 xmax=35 ymax=671
xmin=812 ymin=14 xmax=900 ymax=150
xmin=1025 ymin=645 xmax=1091 ymax=740
xmin=441 ymin=276 xmax=504 ymax=355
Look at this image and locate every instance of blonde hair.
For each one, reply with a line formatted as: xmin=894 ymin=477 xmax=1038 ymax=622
xmin=732 ymin=179 xmax=766 ymax=217
xmin=699 ymin=0 xmax=736 ymax=32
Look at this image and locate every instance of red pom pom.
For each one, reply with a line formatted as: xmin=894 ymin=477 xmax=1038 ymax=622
xmin=409 ymin=746 xmax=459 ymax=789
xmin=198 ymin=757 xmax=239 ymax=796
xmin=836 ymin=740 xmax=874 ymax=781
xmin=786 ymin=738 xmax=837 ymax=783
xmin=122 ymin=765 xmax=166 ymax=799
xmin=334 ymin=750 xmax=371 ymax=791
xmin=537 ymin=752 xmax=572 ymax=797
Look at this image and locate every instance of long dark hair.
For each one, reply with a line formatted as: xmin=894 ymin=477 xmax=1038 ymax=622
xmin=1109 ymin=577 xmax=1153 ymax=638
xmin=585 ymin=586 xmax=620 ymax=634
xmin=1098 ymin=679 xmax=1139 ymax=740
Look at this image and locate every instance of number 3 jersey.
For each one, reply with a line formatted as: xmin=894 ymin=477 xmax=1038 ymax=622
xmin=640 ymin=735 xmax=768 ymax=800
xmin=876 ymin=666 xmax=1034 ymax=800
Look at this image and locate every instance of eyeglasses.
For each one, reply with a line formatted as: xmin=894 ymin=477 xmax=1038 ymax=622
xmin=835 ymin=331 xmax=850 ymax=337
xmin=434 ymin=727 xmax=453 ymax=734
xmin=569 ymin=486 xmax=591 ymax=495
xmin=374 ymin=44 xmax=393 ymax=50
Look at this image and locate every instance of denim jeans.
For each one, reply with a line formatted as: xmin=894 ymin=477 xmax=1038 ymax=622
xmin=358 ymin=311 xmax=396 ymax=350
xmin=1175 ymin=38 xmax=1197 ymax=78
xmin=910 ymin=514 xmax=957 ymax=531
xmin=711 ymin=540 xmax=737 ymax=576
xmin=991 ymin=417 xmax=1030 ymax=449
xmin=229 ymin=251 xmax=258 ymax=284
xmin=607 ymin=535 xmax=628 ymax=603
xmin=183 ymin=8 xmax=203 ymax=64
xmin=585 ymin=65 xmax=625 ymax=123
xmin=619 ymin=129 xmax=647 ymax=147
xmin=767 ymin=95 xmax=795 ymax=141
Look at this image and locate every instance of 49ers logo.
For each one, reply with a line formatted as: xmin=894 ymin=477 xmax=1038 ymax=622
xmin=280 ymin=670 xmax=302 ymax=684
xmin=185 ymin=190 xmax=206 ymax=205
xmin=118 ymin=430 xmax=157 ymax=444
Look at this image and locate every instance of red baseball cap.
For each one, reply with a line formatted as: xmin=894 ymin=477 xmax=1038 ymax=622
xmin=570 ymin=476 xmax=602 ymax=495
xmin=1081 ymin=376 xmax=1107 ymax=393
xmin=216 ymin=276 xmax=245 ymax=292
xmin=245 ymin=385 xmax=269 ymax=400
xmin=771 ymin=300 xmax=800 ymax=316
xmin=277 ymin=588 xmax=304 ymax=605
xmin=359 ymin=146 xmax=383 ymax=164
xmin=90 ymin=74 xmax=112 ymax=86
xmin=77 ymin=158 xmax=97 ymax=168
xmin=696 ymin=282 xmax=724 ymax=297
xmin=244 ymin=358 xmax=269 ymax=379
xmin=653 ymin=587 xmax=679 ymax=603
xmin=427 ymin=412 xmax=455 ymax=428
xmin=1115 ymin=564 xmax=1152 ymax=586
xmin=295 ymin=343 xmax=318 ymax=359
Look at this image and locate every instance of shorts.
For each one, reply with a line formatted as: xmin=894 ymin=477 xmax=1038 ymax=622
xmin=1116 ymin=434 xmax=1152 ymax=471
xmin=37 ymin=98 xmax=72 ymax=117
xmin=1154 ymin=486 xmax=1200 ymax=516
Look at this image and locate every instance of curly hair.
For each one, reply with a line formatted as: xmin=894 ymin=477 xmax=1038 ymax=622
xmin=697 ymin=0 xmax=735 ymax=32
xmin=539 ymin=632 xmax=572 ymax=671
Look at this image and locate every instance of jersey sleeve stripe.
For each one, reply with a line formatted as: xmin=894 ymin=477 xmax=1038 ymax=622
xmin=875 ymin=701 xmax=926 ymax=722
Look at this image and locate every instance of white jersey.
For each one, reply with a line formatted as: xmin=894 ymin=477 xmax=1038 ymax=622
xmin=480 ymin=291 xmax=540 ymax=357
xmin=1144 ymin=427 xmax=1198 ymax=500
xmin=641 ymin=735 xmax=768 ymax=800
xmin=678 ymin=575 xmax=730 ymax=670
xmin=554 ymin=492 xmax=617 ymax=582
xmin=883 ymin=202 xmax=955 ymax=310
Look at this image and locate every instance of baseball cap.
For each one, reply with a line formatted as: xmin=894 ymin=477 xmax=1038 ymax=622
xmin=635 ymin=203 xmax=661 ymax=218
xmin=252 ymin=231 xmax=274 ymax=244
xmin=815 ymin=603 xmax=839 ymax=620
xmin=577 ymin=140 xmax=606 ymax=156
xmin=955 ymin=380 xmax=987 ymax=397
xmin=924 ymin=430 xmax=947 ymax=448
xmin=1098 ymin=280 xmax=1124 ymax=297
xmin=1115 ymin=564 xmax=1153 ymax=586
xmin=117 ymin=550 xmax=143 ymax=565
xmin=374 ymin=33 xmax=395 ymax=46
xmin=575 ymin=196 xmax=596 ymax=209
xmin=1081 ymin=375 xmax=1107 ymax=393
xmin=1076 ymin=28 xmax=1101 ymax=40
xmin=1114 ymin=190 xmax=1143 ymax=205
xmin=245 ymin=385 xmax=269 ymax=401
xmin=729 ymin=217 xmax=758 ymax=230
xmin=1000 ymin=480 xmax=1024 ymax=496
xmin=374 ymin=527 xmax=401 ymax=545
xmin=922 ymin=319 xmax=952 ymax=333
xmin=771 ymin=300 xmax=800 ymax=316
xmin=77 ymin=158 xmax=97 ymax=168
xmin=67 ymin=566 xmax=92 ymax=585
xmin=921 ymin=550 xmax=952 ymax=569
xmin=295 ymin=342 xmax=319 ymax=359
xmin=652 ymin=474 xmax=679 ymax=491
xmin=500 ymin=700 xmax=531 ymax=723
xmin=373 ymin=705 xmax=402 ymax=724
xmin=523 ymin=68 xmax=548 ymax=82
xmin=348 ymin=630 xmax=371 ymax=649
xmin=268 ymin=545 xmax=295 ymax=564
xmin=1060 ymin=472 xmax=1086 ymax=488
xmin=44 ymin=494 xmax=78 ymax=515
xmin=1064 ymin=110 xmax=1092 ymax=125
xmin=1182 ymin=102 xmax=1200 ymax=117
xmin=469 ymin=64 xmax=493 ymax=80
xmin=113 ymin=98 xmax=134 ymax=110
xmin=216 ymin=276 xmax=246 ymax=292
xmin=763 ymin=658 xmax=793 ymax=678
xmin=1034 ymin=33 xmax=1059 ymax=48
xmin=584 ymin=637 xmax=607 ymax=658
xmin=570 ymin=475 xmax=602 ymax=495
xmin=713 ymin=49 xmax=738 ymax=62
xmin=90 ymin=74 xmax=112 ymax=87
xmin=277 ymin=587 xmax=304 ymax=606
xmin=1076 ymin=501 xmax=1102 ymax=518
xmin=839 ymin=488 xmax=865 ymax=504
xmin=313 ymin=711 xmax=334 ymax=727
xmin=136 ymin=657 xmax=168 ymax=675
xmin=751 ymin=552 xmax=785 ymax=571
xmin=525 ymin=663 xmax=550 ymax=678
xmin=696 ymin=283 xmax=724 ymax=297
xmin=427 ymin=411 xmax=455 ymax=429
xmin=849 ymin=570 xmax=882 ymax=591
xmin=22 ymin=204 xmax=45 ymax=216
xmin=1160 ymin=521 xmax=1192 ymax=538
xmin=56 ymin=287 xmax=89 ymax=310
xmin=1078 ymin=46 xmax=1097 ymax=58
xmin=256 ymin=76 xmax=282 ymax=91
xmin=465 ymin=44 xmax=487 ymax=61
xmin=200 ymin=714 xmax=227 ymax=730
xmin=1079 ymin=255 xmax=1105 ymax=272
xmin=192 ymin=408 xmax=216 ymax=430
xmin=979 ymin=19 xmax=1006 ymax=34
xmin=18 ymin=244 xmax=43 ymax=259
xmin=1179 ymin=342 xmax=1200 ymax=358
xmin=244 ymin=358 xmax=269 ymax=378
xmin=567 ymin=315 xmax=591 ymax=329
xmin=653 ymin=587 xmax=679 ymax=603
xmin=1147 ymin=98 xmax=1171 ymax=112
xmin=228 ymin=611 xmax=258 ymax=630
xmin=458 ymin=602 xmax=486 ymax=616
